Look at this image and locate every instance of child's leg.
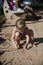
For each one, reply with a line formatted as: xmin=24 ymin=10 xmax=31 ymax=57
xmin=23 ymin=35 xmax=30 ymax=49
xmin=14 ymin=40 xmax=19 ymax=49
xmin=14 ymin=32 xmax=20 ymax=49
xmin=29 ymin=29 xmax=34 ymax=46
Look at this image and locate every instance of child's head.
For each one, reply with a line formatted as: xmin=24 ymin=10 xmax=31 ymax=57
xmin=16 ymin=19 xmax=25 ymax=30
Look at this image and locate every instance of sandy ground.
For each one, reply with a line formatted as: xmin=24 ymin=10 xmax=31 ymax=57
xmin=0 ymin=11 xmax=43 ymax=65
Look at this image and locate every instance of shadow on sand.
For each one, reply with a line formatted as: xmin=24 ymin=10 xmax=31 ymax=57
xmin=0 ymin=58 xmax=14 ymax=65
xmin=24 ymin=15 xmax=42 ymax=24
xmin=3 ymin=15 xmax=42 ymax=28
xmin=0 ymin=14 xmax=42 ymax=29
xmin=34 ymin=37 xmax=43 ymax=45
xmin=5 ymin=58 xmax=14 ymax=65
xmin=27 ymin=37 xmax=43 ymax=50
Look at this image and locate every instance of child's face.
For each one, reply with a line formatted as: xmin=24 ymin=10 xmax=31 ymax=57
xmin=18 ymin=27 xmax=25 ymax=32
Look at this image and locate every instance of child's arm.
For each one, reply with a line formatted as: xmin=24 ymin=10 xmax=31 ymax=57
xmin=11 ymin=28 xmax=16 ymax=44
xmin=23 ymin=35 xmax=29 ymax=49
xmin=11 ymin=28 xmax=19 ymax=48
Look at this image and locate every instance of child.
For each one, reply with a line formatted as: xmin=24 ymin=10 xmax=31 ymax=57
xmin=9 ymin=0 xmax=14 ymax=10
xmin=11 ymin=19 xmax=34 ymax=49
xmin=13 ymin=0 xmax=19 ymax=11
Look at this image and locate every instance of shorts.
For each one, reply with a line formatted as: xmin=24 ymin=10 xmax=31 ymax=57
xmin=13 ymin=6 xmax=17 ymax=11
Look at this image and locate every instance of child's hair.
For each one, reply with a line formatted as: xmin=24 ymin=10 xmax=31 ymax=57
xmin=16 ymin=19 xmax=25 ymax=29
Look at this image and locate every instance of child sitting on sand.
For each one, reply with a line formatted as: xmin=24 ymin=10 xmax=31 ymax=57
xmin=11 ymin=19 xmax=34 ymax=49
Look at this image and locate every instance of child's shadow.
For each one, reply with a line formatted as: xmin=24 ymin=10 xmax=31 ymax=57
xmin=27 ymin=37 xmax=43 ymax=50
xmin=34 ymin=37 xmax=43 ymax=45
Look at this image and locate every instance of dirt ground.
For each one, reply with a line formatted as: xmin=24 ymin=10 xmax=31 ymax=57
xmin=0 ymin=11 xmax=43 ymax=65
